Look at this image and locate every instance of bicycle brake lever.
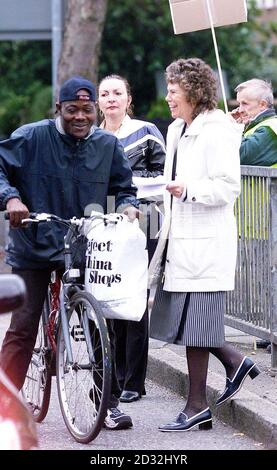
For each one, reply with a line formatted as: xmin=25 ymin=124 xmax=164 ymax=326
xmin=21 ymin=218 xmax=39 ymax=224
xmin=21 ymin=213 xmax=51 ymax=224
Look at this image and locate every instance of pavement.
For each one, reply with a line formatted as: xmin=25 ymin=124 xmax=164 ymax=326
xmin=147 ymin=327 xmax=277 ymax=449
xmin=1 ymin=250 xmax=277 ymax=449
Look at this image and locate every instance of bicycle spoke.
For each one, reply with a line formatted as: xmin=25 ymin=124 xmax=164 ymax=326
xmin=56 ymin=292 xmax=111 ymax=443
xmin=22 ymin=301 xmax=52 ymax=423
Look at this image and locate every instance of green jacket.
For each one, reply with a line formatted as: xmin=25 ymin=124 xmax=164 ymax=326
xmin=240 ymin=109 xmax=277 ymax=166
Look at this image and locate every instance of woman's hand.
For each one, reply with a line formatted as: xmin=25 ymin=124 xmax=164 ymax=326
xmin=166 ymin=181 xmax=185 ymax=199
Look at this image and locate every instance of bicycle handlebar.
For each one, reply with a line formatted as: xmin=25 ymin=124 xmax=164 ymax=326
xmin=4 ymin=210 xmax=122 ymax=227
xmin=4 ymin=211 xmax=37 ymax=221
xmin=4 ymin=211 xmax=73 ymax=226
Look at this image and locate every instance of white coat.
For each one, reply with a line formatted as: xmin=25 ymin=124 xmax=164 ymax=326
xmin=148 ymin=109 xmax=242 ymax=292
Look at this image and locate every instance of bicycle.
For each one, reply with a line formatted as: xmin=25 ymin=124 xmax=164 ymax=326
xmin=8 ymin=211 xmax=114 ymax=444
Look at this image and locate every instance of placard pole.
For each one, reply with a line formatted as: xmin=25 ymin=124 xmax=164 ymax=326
xmin=206 ymin=0 xmax=228 ymax=113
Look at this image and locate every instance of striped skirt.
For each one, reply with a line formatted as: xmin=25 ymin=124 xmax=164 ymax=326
xmin=150 ymin=291 xmax=225 ymax=348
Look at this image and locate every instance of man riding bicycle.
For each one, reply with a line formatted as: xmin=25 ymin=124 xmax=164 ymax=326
xmin=0 ymin=76 xmax=139 ymax=431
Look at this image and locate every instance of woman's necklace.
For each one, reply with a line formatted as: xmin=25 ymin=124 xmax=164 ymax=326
xmin=104 ymin=120 xmax=123 ymax=136
xmin=114 ymin=123 xmax=123 ymax=136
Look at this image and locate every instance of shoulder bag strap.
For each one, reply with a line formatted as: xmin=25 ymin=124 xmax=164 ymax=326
xmin=161 ymin=124 xmax=186 ymax=263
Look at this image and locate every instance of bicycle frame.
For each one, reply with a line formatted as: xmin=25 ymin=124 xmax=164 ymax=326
xmin=19 ymin=211 xmax=112 ymax=443
xmin=51 ymin=227 xmax=96 ymax=366
xmin=46 ymin=274 xmax=61 ymax=353
xmin=29 ymin=213 xmax=105 ymax=370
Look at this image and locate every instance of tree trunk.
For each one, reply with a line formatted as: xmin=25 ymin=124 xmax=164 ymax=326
xmin=57 ymin=0 xmax=108 ymax=93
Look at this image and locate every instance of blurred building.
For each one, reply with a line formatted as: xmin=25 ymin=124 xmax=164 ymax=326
xmin=255 ymin=0 xmax=277 ymax=20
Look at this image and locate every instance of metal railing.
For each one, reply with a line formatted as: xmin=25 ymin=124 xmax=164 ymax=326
xmin=226 ymin=165 xmax=277 ymax=373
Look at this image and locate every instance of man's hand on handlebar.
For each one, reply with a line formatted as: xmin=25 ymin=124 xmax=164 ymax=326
xmin=6 ymin=198 xmax=29 ymax=228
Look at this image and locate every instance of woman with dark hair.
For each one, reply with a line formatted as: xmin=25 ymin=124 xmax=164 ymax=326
xmin=149 ymin=58 xmax=260 ymax=432
xmin=98 ymin=74 xmax=165 ymax=403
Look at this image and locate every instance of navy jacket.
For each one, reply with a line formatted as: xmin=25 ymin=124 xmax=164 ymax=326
xmin=0 ymin=119 xmax=137 ymax=269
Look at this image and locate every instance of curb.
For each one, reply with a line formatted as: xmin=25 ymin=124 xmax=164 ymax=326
xmin=147 ymin=347 xmax=277 ymax=449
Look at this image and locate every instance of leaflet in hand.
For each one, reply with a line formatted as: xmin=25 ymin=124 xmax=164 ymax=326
xmin=133 ymin=175 xmax=167 ymax=199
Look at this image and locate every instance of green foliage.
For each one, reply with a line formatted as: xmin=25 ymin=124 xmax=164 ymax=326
xmin=0 ymin=1 xmax=276 ymax=131
xmin=100 ymin=0 xmax=277 ymax=115
xmin=0 ymin=81 xmax=53 ymax=138
xmin=217 ymin=100 xmax=226 ymax=112
xmin=0 ymin=41 xmax=51 ymax=136
xmin=146 ymin=97 xmax=171 ymax=120
xmin=28 ymin=85 xmax=53 ymax=122
xmin=0 ymin=94 xmax=29 ymax=138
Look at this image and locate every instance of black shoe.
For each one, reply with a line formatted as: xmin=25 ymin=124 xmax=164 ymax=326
xmin=158 ymin=408 xmax=212 ymax=432
xmin=104 ymin=407 xmax=133 ymax=430
xmin=216 ymin=357 xmax=260 ymax=407
xmin=256 ymin=340 xmax=270 ymax=349
xmin=119 ymin=390 xmax=141 ymax=403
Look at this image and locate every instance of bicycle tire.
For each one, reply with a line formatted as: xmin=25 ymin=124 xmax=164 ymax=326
xmin=22 ymin=301 xmax=52 ymax=423
xmin=56 ymin=291 xmax=111 ymax=443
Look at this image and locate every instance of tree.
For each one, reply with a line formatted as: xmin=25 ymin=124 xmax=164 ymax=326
xmin=0 ymin=41 xmax=52 ymax=137
xmin=0 ymin=41 xmax=51 ymax=99
xmin=57 ymin=0 xmax=108 ymax=89
xmin=100 ymin=0 xmax=277 ymax=116
xmin=0 ymin=0 xmax=276 ymax=136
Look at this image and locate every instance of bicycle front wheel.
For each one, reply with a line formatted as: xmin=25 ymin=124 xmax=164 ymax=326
xmin=22 ymin=302 xmax=52 ymax=422
xmin=56 ymin=291 xmax=111 ymax=443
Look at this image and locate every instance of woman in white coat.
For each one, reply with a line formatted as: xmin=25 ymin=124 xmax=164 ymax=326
xmin=149 ymin=58 xmax=260 ymax=432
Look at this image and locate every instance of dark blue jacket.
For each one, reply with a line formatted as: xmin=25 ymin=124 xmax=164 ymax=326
xmin=0 ymin=119 xmax=137 ymax=269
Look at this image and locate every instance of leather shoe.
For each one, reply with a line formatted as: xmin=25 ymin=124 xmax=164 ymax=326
xmin=159 ymin=407 xmax=212 ymax=432
xmin=216 ymin=357 xmax=260 ymax=407
xmin=119 ymin=390 xmax=141 ymax=403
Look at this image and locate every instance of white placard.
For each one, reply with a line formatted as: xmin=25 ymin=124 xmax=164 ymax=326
xmin=169 ymin=0 xmax=247 ymax=34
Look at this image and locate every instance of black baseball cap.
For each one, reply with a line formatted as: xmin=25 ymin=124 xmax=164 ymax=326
xmin=59 ymin=76 xmax=96 ymax=103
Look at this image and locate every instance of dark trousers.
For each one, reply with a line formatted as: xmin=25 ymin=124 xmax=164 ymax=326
xmin=0 ymin=268 xmax=51 ymax=390
xmin=113 ymin=308 xmax=149 ymax=394
xmin=0 ymin=268 xmax=120 ymax=408
xmin=113 ymin=204 xmax=158 ymax=394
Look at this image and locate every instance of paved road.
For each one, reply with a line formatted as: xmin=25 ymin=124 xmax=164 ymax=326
xmin=0 ymin=312 xmax=265 ymax=452
xmin=35 ymin=377 xmax=264 ymax=451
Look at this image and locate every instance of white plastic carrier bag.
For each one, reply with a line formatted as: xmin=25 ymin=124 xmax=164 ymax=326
xmin=83 ymin=213 xmax=148 ymax=321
